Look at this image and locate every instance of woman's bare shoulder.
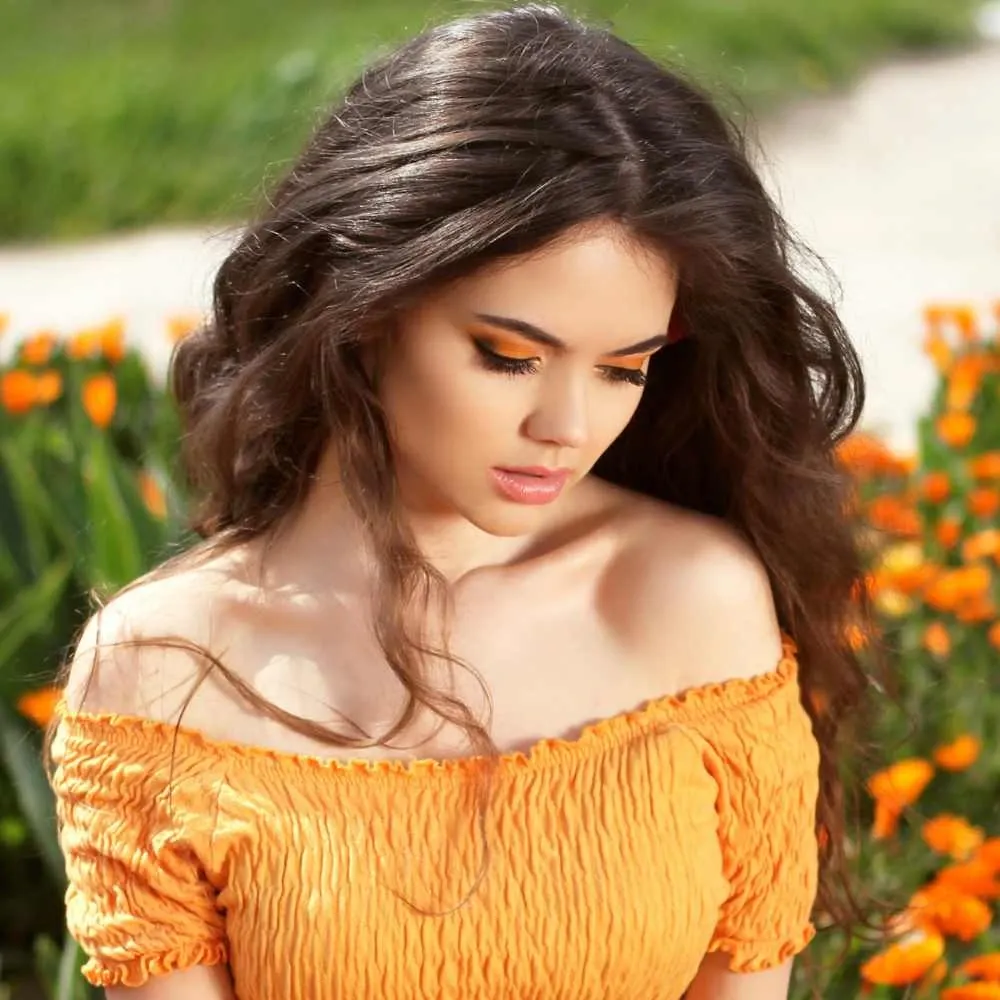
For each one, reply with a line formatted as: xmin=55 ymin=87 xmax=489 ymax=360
xmin=63 ymin=546 xmax=255 ymax=725
xmin=605 ymin=494 xmax=785 ymax=689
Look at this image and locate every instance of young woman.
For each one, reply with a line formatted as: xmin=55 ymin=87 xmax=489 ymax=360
xmin=48 ymin=4 xmax=874 ymax=998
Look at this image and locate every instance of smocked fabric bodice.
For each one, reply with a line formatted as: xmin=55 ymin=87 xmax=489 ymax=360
xmin=49 ymin=635 xmax=820 ymax=1000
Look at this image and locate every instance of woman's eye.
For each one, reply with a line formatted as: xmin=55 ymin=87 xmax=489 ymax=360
xmin=600 ymin=366 xmax=647 ymax=388
xmin=472 ymin=338 xmax=646 ymax=388
xmin=473 ymin=338 xmax=540 ymax=377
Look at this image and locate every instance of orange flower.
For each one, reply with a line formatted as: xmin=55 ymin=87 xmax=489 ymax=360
xmin=1 ymin=369 xmax=37 ymax=414
xmin=923 ymin=815 xmax=985 ymax=860
xmin=910 ymin=884 xmax=992 ymax=940
xmin=989 ymin=622 xmax=1000 ymax=651
xmin=925 ymin=565 xmax=992 ymax=612
xmin=138 ymin=470 xmax=167 ymax=519
xmin=955 ymin=951 xmax=1000 ymax=980
xmin=869 ymin=759 xmax=935 ymax=838
xmin=20 ymin=330 xmax=58 ymax=366
xmin=66 ymin=328 xmax=102 ymax=359
xmin=925 ymin=330 xmax=953 ymax=373
xmin=81 ymin=372 xmax=117 ymax=428
xmin=943 ymin=985 xmax=1000 ymax=1000
xmin=938 ymin=411 xmax=977 ymax=449
xmin=934 ymin=735 xmax=981 ymax=772
xmin=99 ymin=316 xmax=126 ymax=363
xmin=868 ymin=495 xmax=922 ymax=537
xmin=963 ymin=530 xmax=1000 ymax=562
xmin=937 ymin=517 xmax=963 ymax=549
xmin=923 ymin=622 xmax=951 ymax=658
xmin=0 ymin=311 xmax=8 ymax=336
xmin=976 ymin=839 xmax=1000 ymax=870
xmin=957 ymin=596 xmax=997 ymax=624
xmin=969 ymin=451 xmax=1000 ymax=479
xmin=33 ymin=369 xmax=63 ymax=406
xmin=971 ymin=453 xmax=1000 ymax=480
xmin=947 ymin=354 xmax=989 ymax=410
xmin=937 ymin=860 xmax=1000 ymax=900
xmin=969 ymin=488 xmax=1000 ymax=519
xmin=860 ymin=927 xmax=945 ymax=986
xmin=167 ymin=313 xmax=200 ymax=343
xmin=16 ymin=686 xmax=61 ymax=727
xmin=922 ymin=472 xmax=952 ymax=503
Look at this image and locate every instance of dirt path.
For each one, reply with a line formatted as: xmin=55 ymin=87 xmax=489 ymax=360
xmin=2 ymin=38 xmax=999 ymax=452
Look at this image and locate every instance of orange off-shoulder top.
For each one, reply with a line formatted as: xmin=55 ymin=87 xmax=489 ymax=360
xmin=49 ymin=635 xmax=820 ymax=1000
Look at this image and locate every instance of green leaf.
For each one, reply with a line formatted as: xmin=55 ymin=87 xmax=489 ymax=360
xmin=0 ymin=557 xmax=73 ymax=670
xmin=81 ymin=435 xmax=143 ymax=590
xmin=0 ymin=699 xmax=64 ymax=886
xmin=0 ymin=440 xmax=56 ymax=579
xmin=56 ymin=934 xmax=93 ymax=1000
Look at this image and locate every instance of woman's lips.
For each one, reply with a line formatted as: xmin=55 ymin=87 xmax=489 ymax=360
xmin=489 ymin=467 xmax=571 ymax=505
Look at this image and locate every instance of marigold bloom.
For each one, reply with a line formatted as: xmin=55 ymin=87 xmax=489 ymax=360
xmin=943 ymin=984 xmax=1000 ymax=1000
xmin=34 ymin=369 xmax=63 ymax=406
xmin=868 ymin=758 xmax=934 ymax=815
xmin=910 ymin=884 xmax=992 ymax=940
xmin=937 ymin=860 xmax=1000 ymax=900
xmin=100 ymin=317 xmax=126 ymax=363
xmin=922 ymin=472 xmax=952 ymax=503
xmin=969 ymin=488 xmax=1000 ymax=519
xmin=923 ymin=622 xmax=951 ymax=658
xmin=875 ymin=542 xmax=937 ymax=594
xmin=925 ymin=330 xmax=953 ymax=373
xmin=947 ymin=354 xmax=989 ymax=410
xmin=989 ymin=622 xmax=1000 ymax=651
xmin=957 ymin=596 xmax=997 ymax=624
xmin=925 ymin=565 xmax=992 ymax=612
xmin=971 ymin=453 xmax=1000 ymax=480
xmin=923 ymin=815 xmax=985 ymax=860
xmin=1 ymin=369 xmax=36 ymax=414
xmin=138 ymin=470 xmax=167 ymax=519
xmin=961 ymin=955 xmax=1000 ymax=981
xmin=16 ymin=686 xmax=61 ymax=727
xmin=935 ymin=520 xmax=961 ymax=550
xmin=938 ymin=411 xmax=977 ymax=449
xmin=934 ymin=735 xmax=981 ymax=772
xmin=81 ymin=372 xmax=117 ymax=428
xmin=868 ymin=495 xmax=921 ymax=537
xmin=66 ymin=328 xmax=102 ymax=359
xmin=976 ymin=839 xmax=1000 ymax=870
xmin=963 ymin=530 xmax=1000 ymax=562
xmin=860 ymin=928 xmax=945 ymax=986
xmin=167 ymin=313 xmax=200 ymax=343
xmin=20 ymin=330 xmax=58 ymax=366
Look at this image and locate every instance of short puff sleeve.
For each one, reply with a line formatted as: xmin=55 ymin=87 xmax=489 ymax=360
xmin=49 ymin=712 xmax=229 ymax=988
xmin=694 ymin=662 xmax=821 ymax=972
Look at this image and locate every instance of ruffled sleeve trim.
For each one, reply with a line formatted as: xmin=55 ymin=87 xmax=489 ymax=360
xmin=81 ymin=939 xmax=229 ymax=988
xmin=708 ymin=922 xmax=817 ymax=973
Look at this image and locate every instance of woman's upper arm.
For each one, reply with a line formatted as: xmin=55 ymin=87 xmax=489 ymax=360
xmin=106 ymin=962 xmax=236 ymax=1000
xmin=686 ymin=952 xmax=793 ymax=1000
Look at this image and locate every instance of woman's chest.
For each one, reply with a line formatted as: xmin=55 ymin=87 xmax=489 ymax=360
xmin=207 ymin=732 xmax=728 ymax=1000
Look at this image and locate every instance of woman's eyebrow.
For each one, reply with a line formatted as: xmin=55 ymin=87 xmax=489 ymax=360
xmin=471 ymin=312 xmax=668 ymax=356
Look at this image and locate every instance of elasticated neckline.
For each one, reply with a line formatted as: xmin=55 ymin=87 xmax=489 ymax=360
xmin=54 ymin=635 xmax=799 ymax=779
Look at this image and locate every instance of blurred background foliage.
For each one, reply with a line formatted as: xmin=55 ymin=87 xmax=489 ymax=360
xmin=0 ymin=0 xmax=984 ymax=244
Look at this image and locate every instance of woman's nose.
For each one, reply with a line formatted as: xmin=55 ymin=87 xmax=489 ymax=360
xmin=523 ymin=370 xmax=588 ymax=449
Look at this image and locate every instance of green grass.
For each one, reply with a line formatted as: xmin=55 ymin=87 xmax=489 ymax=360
xmin=0 ymin=0 xmax=982 ymax=244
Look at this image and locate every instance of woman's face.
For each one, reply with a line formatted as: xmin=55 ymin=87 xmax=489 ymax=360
xmin=376 ymin=220 xmax=679 ymax=538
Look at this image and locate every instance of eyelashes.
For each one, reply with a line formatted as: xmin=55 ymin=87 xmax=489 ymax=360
xmin=471 ymin=338 xmax=648 ymax=388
